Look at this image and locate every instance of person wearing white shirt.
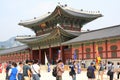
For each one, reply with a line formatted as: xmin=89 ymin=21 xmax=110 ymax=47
xmin=31 ymin=60 xmax=40 ymax=80
xmin=17 ymin=62 xmax=23 ymax=80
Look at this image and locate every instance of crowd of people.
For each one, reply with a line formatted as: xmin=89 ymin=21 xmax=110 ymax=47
xmin=86 ymin=60 xmax=120 ymax=80
xmin=5 ymin=59 xmax=40 ymax=80
xmin=0 ymin=59 xmax=120 ymax=80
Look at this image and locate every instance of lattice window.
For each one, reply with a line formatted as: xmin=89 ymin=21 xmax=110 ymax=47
xmin=98 ymin=47 xmax=103 ymax=52
xmin=111 ymin=52 xmax=117 ymax=57
xmin=86 ymin=48 xmax=91 ymax=53
xmin=86 ymin=54 xmax=90 ymax=58
xmin=110 ymin=45 xmax=118 ymax=51
xmin=99 ymin=53 xmax=103 ymax=58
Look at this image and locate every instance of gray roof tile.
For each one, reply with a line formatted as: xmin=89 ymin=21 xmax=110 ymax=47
xmin=63 ymin=25 xmax=120 ymax=44
xmin=0 ymin=45 xmax=28 ymax=55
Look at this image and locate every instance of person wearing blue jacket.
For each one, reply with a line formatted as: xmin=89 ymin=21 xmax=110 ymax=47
xmin=8 ymin=62 xmax=18 ymax=80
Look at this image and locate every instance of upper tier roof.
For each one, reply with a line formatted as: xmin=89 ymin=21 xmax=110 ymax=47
xmin=63 ymin=24 xmax=120 ymax=44
xmin=19 ymin=5 xmax=102 ymax=30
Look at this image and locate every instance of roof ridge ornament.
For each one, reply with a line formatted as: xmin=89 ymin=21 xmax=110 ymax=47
xmin=56 ymin=23 xmax=63 ymax=29
xmin=58 ymin=2 xmax=61 ymax=6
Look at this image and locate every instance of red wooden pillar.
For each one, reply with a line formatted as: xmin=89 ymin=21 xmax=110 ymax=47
xmin=71 ymin=23 xmax=73 ymax=30
xmin=29 ymin=49 xmax=31 ymax=60
xmin=39 ymin=47 xmax=41 ymax=62
xmin=29 ymin=48 xmax=33 ymax=60
xmin=31 ymin=49 xmax=33 ymax=60
xmin=81 ymin=44 xmax=84 ymax=60
xmin=60 ymin=45 xmax=63 ymax=60
xmin=23 ymin=52 xmax=25 ymax=61
xmin=49 ymin=45 xmax=52 ymax=63
xmin=61 ymin=24 xmax=64 ymax=28
xmin=21 ymin=52 xmax=23 ymax=61
xmin=13 ymin=53 xmax=16 ymax=62
xmin=19 ymin=52 xmax=21 ymax=61
xmin=105 ymin=40 xmax=108 ymax=62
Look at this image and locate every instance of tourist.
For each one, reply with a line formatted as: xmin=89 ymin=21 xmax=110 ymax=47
xmin=69 ymin=61 xmax=77 ymax=80
xmin=107 ymin=62 xmax=114 ymax=80
xmin=87 ymin=62 xmax=95 ymax=80
xmin=0 ymin=63 xmax=2 ymax=73
xmin=6 ymin=61 xmax=11 ymax=80
xmin=56 ymin=60 xmax=64 ymax=80
xmin=47 ymin=62 xmax=51 ymax=72
xmin=17 ymin=62 xmax=23 ymax=80
xmin=23 ymin=60 xmax=32 ymax=80
xmin=8 ymin=62 xmax=18 ymax=80
xmin=31 ymin=59 xmax=41 ymax=80
xmin=77 ymin=61 xmax=81 ymax=74
xmin=99 ymin=61 xmax=105 ymax=80
xmin=116 ymin=62 xmax=120 ymax=79
xmin=81 ymin=59 xmax=86 ymax=68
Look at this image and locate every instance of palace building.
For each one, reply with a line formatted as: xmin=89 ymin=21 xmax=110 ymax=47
xmin=0 ymin=5 xmax=120 ymax=65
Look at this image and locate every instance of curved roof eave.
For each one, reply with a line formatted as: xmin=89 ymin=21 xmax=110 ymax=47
xmin=19 ymin=13 xmax=51 ymax=26
xmin=18 ymin=5 xmax=103 ymax=27
xmin=61 ymin=6 xmax=102 ymax=19
xmin=0 ymin=45 xmax=29 ymax=55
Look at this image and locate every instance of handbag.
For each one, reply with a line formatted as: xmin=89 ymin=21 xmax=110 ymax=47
xmin=32 ymin=65 xmax=41 ymax=77
xmin=107 ymin=70 xmax=113 ymax=76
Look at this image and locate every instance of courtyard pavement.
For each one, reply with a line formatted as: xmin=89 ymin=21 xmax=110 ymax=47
xmin=0 ymin=67 xmax=119 ymax=80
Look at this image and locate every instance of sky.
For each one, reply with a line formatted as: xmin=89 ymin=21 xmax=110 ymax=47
xmin=0 ymin=0 xmax=120 ymax=41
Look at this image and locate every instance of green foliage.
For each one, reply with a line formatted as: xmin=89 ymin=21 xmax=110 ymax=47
xmin=0 ymin=48 xmax=5 ymax=50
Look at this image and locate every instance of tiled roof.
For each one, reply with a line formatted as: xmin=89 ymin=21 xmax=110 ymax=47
xmin=19 ymin=5 xmax=102 ymax=26
xmin=0 ymin=45 xmax=28 ymax=55
xmin=63 ymin=25 xmax=120 ymax=44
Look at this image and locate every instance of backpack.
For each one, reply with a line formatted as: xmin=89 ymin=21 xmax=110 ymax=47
xmin=87 ymin=69 xmax=92 ymax=78
xmin=6 ymin=64 xmax=11 ymax=72
xmin=52 ymin=66 xmax=57 ymax=77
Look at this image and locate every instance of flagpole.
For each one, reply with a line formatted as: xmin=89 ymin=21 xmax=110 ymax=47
xmin=45 ymin=52 xmax=48 ymax=65
xmin=96 ymin=45 xmax=101 ymax=80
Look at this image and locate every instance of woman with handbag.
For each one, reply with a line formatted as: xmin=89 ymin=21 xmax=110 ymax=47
xmin=31 ymin=60 xmax=41 ymax=80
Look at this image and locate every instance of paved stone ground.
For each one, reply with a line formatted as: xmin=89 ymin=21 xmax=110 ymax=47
xmin=0 ymin=69 xmax=119 ymax=80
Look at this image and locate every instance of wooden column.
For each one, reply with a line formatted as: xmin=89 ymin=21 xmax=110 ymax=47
xmin=31 ymin=48 xmax=33 ymax=60
xmin=81 ymin=44 xmax=84 ymax=60
xmin=39 ymin=47 xmax=41 ymax=62
xmin=29 ymin=48 xmax=33 ymax=60
xmin=49 ymin=45 xmax=52 ymax=63
xmin=23 ymin=52 xmax=25 ymax=61
xmin=61 ymin=24 xmax=64 ymax=28
xmin=105 ymin=40 xmax=108 ymax=62
xmin=71 ymin=23 xmax=73 ymax=30
xmin=60 ymin=45 xmax=63 ymax=60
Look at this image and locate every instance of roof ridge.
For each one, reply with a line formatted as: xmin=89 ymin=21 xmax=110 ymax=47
xmin=81 ymin=24 xmax=120 ymax=34
xmin=61 ymin=6 xmax=101 ymax=15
